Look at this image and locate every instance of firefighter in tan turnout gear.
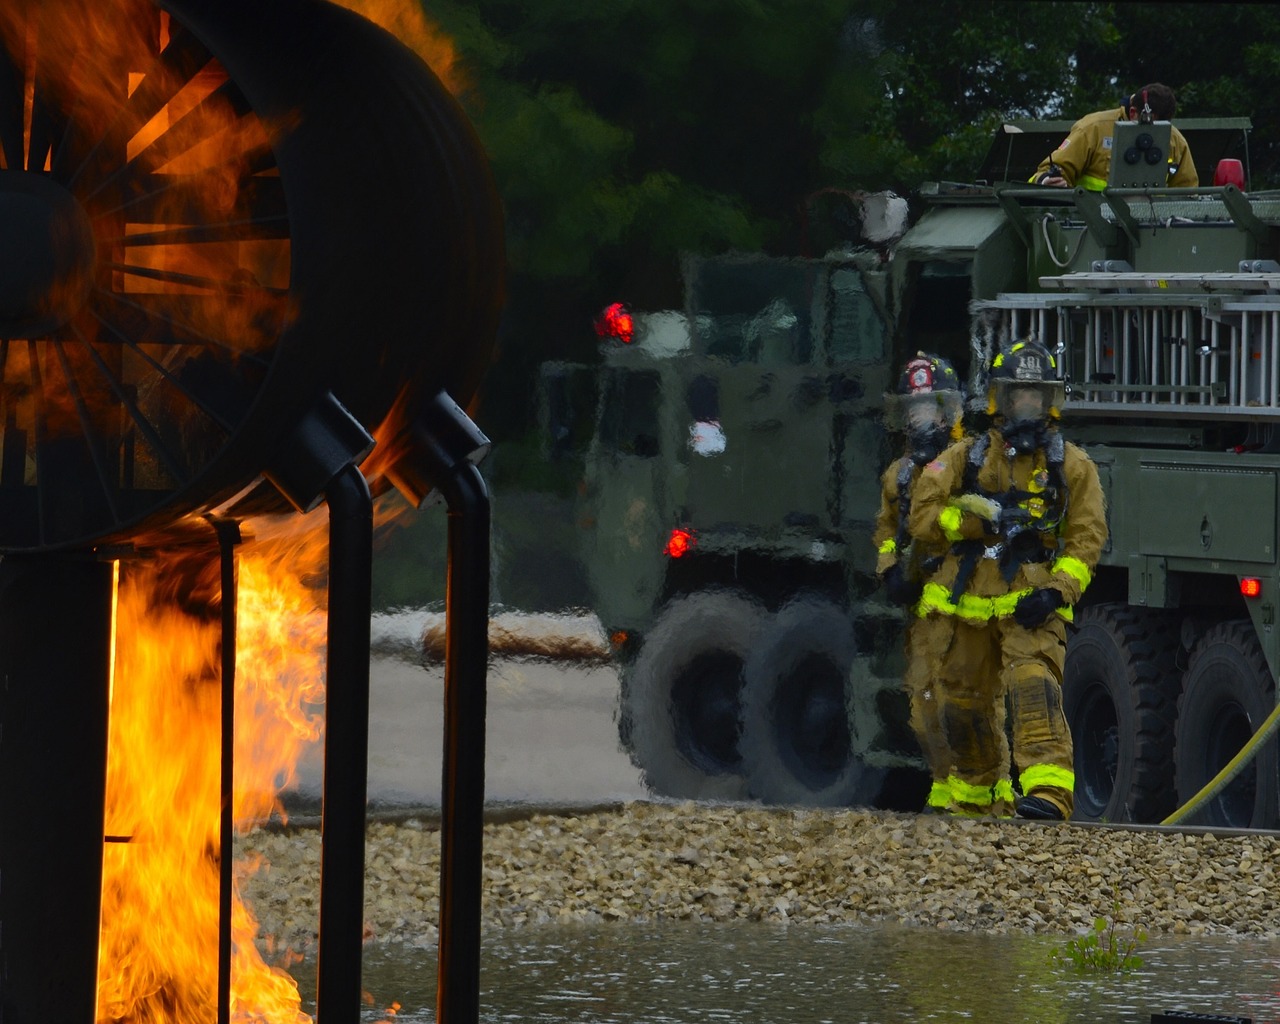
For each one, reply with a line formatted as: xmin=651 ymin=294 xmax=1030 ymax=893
xmin=907 ymin=341 xmax=1108 ymax=821
xmin=873 ymin=353 xmax=982 ymax=814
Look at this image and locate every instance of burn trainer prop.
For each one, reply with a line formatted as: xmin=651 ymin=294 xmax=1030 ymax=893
xmin=0 ymin=1 xmax=504 ymax=1022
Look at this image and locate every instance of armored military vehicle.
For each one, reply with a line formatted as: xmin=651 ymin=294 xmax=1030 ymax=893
xmin=551 ymin=116 xmax=1280 ymax=829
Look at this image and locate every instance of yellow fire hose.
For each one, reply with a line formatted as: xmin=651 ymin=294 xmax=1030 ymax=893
xmin=1160 ymin=697 xmax=1280 ymax=826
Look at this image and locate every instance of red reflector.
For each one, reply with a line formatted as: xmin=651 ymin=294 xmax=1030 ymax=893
xmin=664 ymin=527 xmax=695 ymax=558
xmin=593 ymin=302 xmax=635 ymax=343
xmin=1241 ymin=577 xmax=1262 ymax=598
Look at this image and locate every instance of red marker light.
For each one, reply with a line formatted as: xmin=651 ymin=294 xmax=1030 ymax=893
xmin=1241 ymin=577 xmax=1262 ymax=598
xmin=593 ymin=302 xmax=634 ymax=344
xmin=664 ymin=527 xmax=695 ymax=558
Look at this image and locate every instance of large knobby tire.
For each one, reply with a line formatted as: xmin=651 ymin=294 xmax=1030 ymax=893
xmin=1063 ymin=604 xmax=1179 ymax=823
xmin=621 ymin=590 xmax=766 ymax=801
xmin=738 ymin=597 xmax=888 ymax=807
xmin=1174 ymin=621 xmax=1280 ymax=829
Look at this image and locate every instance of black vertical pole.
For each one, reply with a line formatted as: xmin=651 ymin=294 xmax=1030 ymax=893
xmin=212 ymin=521 xmax=242 ymax=1024
xmin=0 ymin=555 xmax=114 ymax=1024
xmin=315 ymin=464 xmax=374 ymax=1024
xmin=436 ymin=460 xmax=489 ymax=1024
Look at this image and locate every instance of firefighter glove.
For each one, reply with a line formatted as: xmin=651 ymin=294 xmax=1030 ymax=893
xmin=1013 ymin=587 xmax=1063 ymax=628
xmin=1000 ymin=505 xmax=1033 ymax=528
xmin=883 ymin=563 xmax=923 ymax=607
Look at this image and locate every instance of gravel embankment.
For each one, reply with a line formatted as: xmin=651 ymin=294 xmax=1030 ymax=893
xmin=237 ymin=801 xmax=1280 ymax=955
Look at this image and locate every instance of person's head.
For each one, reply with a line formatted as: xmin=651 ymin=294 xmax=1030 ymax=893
xmin=888 ymin=352 xmax=964 ymax=459
xmin=1126 ymin=83 xmax=1177 ymax=122
xmin=987 ymin=340 xmax=1064 ymax=452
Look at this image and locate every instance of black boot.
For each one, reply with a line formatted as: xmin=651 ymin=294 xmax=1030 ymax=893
xmin=1015 ymin=794 xmax=1065 ymax=821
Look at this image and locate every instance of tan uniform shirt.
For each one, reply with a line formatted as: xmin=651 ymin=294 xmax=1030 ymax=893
xmin=873 ymin=457 xmax=952 ymax=577
xmin=1032 ymin=106 xmax=1198 ymax=190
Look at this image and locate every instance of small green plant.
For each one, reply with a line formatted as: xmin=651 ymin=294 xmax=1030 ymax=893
xmin=1049 ymin=903 xmax=1147 ymax=974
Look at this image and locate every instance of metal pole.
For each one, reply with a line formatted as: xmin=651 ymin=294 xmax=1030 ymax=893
xmin=436 ymin=459 xmax=490 ymax=1024
xmin=212 ymin=520 xmax=242 ymax=1024
xmin=316 ymin=465 xmax=374 ymax=1024
xmin=0 ymin=555 xmax=113 ymax=1024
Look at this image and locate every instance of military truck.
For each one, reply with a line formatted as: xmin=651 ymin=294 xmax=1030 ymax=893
xmin=544 ymin=238 xmax=925 ymax=810
xmin=549 ymin=115 xmax=1280 ymax=829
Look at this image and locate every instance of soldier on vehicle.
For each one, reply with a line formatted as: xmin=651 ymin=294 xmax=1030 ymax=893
xmin=906 ymin=340 xmax=1108 ymax=821
xmin=873 ymin=352 xmax=978 ymax=814
xmin=1031 ymin=83 xmax=1197 ymax=190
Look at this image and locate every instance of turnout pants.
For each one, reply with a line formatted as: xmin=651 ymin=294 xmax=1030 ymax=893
xmin=920 ymin=610 xmax=1074 ymax=818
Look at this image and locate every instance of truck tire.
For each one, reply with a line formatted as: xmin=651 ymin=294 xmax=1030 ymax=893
xmin=1063 ymin=604 xmax=1179 ymax=823
xmin=738 ymin=597 xmax=887 ymax=807
xmin=1174 ymin=621 xmax=1280 ymax=829
xmin=622 ymin=590 xmax=766 ymax=800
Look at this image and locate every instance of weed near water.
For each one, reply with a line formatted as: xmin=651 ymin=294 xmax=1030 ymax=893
xmin=1049 ymin=903 xmax=1147 ymax=974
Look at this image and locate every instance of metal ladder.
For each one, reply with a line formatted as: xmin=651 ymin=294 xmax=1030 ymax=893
xmin=971 ymin=268 xmax=1280 ymax=417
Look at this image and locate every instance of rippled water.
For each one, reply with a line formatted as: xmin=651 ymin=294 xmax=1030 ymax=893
xmin=289 ymin=923 xmax=1280 ymax=1023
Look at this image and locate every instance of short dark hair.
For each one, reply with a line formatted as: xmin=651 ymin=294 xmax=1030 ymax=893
xmin=1129 ymin=83 xmax=1177 ymax=120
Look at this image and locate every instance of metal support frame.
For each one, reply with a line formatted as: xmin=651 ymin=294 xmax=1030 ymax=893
xmin=434 ymin=457 xmax=490 ymax=1024
xmin=375 ymin=388 xmax=492 ymax=1024
xmin=316 ymin=464 xmax=375 ymax=1024
xmin=0 ymin=556 xmax=114 ymax=1024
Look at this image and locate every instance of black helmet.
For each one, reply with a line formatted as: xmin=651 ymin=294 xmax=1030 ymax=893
xmin=897 ymin=352 xmax=961 ymax=396
xmin=992 ymin=340 xmax=1055 ymax=384
xmin=989 ymin=340 xmax=1065 ymax=449
xmin=889 ymin=352 xmax=964 ymax=459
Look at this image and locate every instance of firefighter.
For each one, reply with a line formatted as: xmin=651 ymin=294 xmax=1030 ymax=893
xmin=873 ymin=352 xmax=982 ymax=814
xmin=1030 ymin=83 xmax=1197 ymax=190
xmin=906 ymin=341 xmax=1108 ymax=821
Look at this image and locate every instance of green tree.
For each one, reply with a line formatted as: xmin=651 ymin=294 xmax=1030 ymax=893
xmin=1070 ymin=3 xmax=1280 ymax=186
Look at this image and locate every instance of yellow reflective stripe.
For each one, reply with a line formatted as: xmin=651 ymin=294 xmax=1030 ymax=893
xmin=1053 ymin=556 xmax=1092 ymax=590
xmin=926 ymin=780 xmax=952 ymax=809
xmin=919 ymin=582 xmax=1075 ymax=623
xmin=1020 ymin=763 xmax=1075 ymax=793
xmin=1078 ymin=174 xmax=1107 ymax=191
xmin=947 ymin=775 xmax=995 ymax=807
xmin=993 ymin=778 xmax=1015 ymax=803
xmin=938 ymin=505 xmax=965 ymax=542
xmin=879 ymin=538 xmax=897 ymax=555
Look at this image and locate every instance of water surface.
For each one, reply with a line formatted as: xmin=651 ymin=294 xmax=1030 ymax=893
xmin=295 ymin=922 xmax=1280 ymax=1023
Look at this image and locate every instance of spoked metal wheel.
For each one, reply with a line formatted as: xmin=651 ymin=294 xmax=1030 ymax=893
xmin=0 ymin=0 xmax=505 ymax=551
xmin=0 ymin=1 xmax=288 ymax=549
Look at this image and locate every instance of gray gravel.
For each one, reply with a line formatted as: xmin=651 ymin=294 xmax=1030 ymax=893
xmin=237 ymin=801 xmax=1280 ymax=955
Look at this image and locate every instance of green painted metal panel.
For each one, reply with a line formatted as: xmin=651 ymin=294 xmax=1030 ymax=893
xmin=1138 ymin=463 xmax=1276 ymax=562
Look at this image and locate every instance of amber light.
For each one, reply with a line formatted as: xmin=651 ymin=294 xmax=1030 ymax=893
xmin=1241 ymin=577 xmax=1263 ymax=598
xmin=664 ymin=527 xmax=695 ymax=559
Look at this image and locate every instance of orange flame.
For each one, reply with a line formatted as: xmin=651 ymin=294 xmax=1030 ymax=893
xmin=97 ymin=514 xmax=333 ymax=1024
xmin=0 ymin=0 xmax=292 ymax=467
xmin=330 ymin=0 xmax=466 ymax=96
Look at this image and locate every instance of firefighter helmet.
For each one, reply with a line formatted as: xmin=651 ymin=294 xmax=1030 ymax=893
xmin=897 ymin=352 xmax=961 ymax=396
xmin=888 ymin=352 xmax=964 ymax=452
xmin=987 ymin=340 xmax=1065 ymax=420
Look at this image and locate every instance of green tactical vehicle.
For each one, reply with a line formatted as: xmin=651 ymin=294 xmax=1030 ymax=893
xmin=547 ymin=115 xmax=1280 ymax=829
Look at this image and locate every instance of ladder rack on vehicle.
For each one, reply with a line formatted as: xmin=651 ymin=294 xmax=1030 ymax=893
xmin=971 ymin=269 xmax=1280 ymax=419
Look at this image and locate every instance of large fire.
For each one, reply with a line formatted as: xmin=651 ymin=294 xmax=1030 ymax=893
xmin=0 ymin=0 xmax=465 ymax=1016
xmin=98 ymin=518 xmax=331 ymax=1024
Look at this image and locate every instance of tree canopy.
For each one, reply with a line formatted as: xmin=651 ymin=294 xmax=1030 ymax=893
xmin=411 ymin=0 xmax=1280 ymax=437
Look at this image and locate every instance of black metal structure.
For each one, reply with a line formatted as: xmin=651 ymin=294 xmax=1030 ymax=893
xmin=0 ymin=0 xmax=503 ymax=1022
